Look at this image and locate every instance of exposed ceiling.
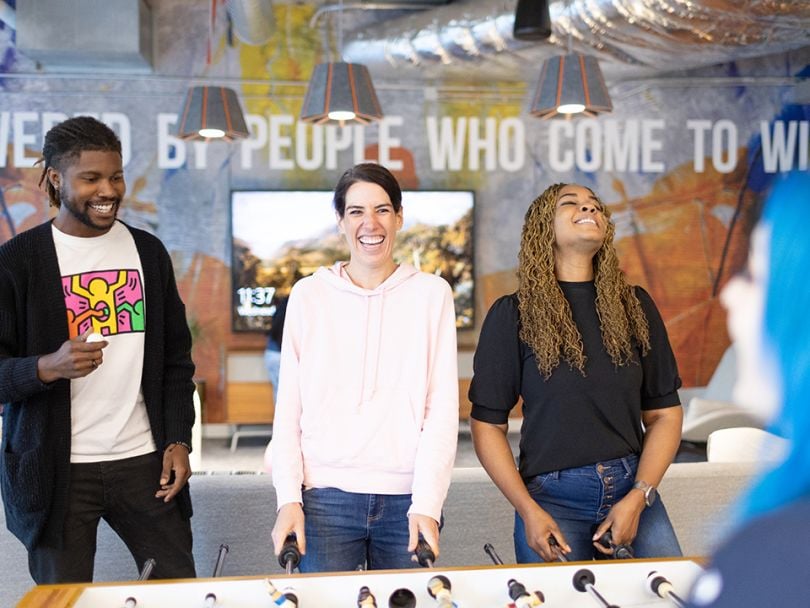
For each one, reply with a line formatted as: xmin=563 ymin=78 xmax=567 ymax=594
xmin=324 ymin=0 xmax=810 ymax=84
xmin=4 ymin=0 xmax=810 ymax=87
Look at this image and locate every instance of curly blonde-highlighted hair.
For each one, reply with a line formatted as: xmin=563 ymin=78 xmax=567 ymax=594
xmin=517 ymin=183 xmax=650 ymax=376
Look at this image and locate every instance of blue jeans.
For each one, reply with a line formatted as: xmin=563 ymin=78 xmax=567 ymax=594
xmin=264 ymin=348 xmax=281 ymax=403
xmin=514 ymin=454 xmax=682 ymax=563
xmin=300 ymin=487 xmax=422 ymax=572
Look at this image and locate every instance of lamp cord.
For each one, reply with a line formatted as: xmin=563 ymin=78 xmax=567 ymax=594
xmin=207 ymin=0 xmax=217 ymax=66
xmin=566 ymin=0 xmax=573 ymax=54
xmin=338 ymin=0 xmax=344 ymax=61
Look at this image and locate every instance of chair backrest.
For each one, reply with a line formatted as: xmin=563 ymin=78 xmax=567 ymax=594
xmin=706 ymin=427 xmax=790 ymax=463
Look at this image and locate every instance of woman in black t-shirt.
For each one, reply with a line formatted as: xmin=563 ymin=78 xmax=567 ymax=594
xmin=469 ymin=183 xmax=683 ymax=562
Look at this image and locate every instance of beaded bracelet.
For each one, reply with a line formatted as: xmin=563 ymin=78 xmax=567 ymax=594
xmin=166 ymin=440 xmax=192 ymax=453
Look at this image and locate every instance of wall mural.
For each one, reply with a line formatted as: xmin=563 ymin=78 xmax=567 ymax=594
xmin=1 ymin=1 xmax=807 ymax=422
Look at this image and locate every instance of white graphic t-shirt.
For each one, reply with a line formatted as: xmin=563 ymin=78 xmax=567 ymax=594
xmin=52 ymin=221 xmax=156 ymax=462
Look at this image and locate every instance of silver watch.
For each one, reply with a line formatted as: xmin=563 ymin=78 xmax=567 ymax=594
xmin=633 ymin=480 xmax=658 ymax=507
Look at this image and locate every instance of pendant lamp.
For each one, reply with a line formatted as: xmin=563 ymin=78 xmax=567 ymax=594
xmin=300 ymin=0 xmax=383 ymax=125
xmin=177 ymin=85 xmax=250 ymax=141
xmin=176 ymin=0 xmax=249 ymax=140
xmin=529 ymin=53 xmax=612 ymax=119
xmin=300 ymin=61 xmax=383 ymax=125
xmin=528 ymin=1 xmax=612 ymax=119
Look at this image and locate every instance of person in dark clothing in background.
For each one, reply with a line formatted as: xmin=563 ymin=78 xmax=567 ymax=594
xmin=0 ymin=116 xmax=196 ymax=583
xmin=469 ymin=183 xmax=683 ymax=563
xmin=264 ymin=295 xmax=288 ymax=404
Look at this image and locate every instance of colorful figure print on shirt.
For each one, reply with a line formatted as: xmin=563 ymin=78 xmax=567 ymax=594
xmin=62 ymin=269 xmax=145 ymax=338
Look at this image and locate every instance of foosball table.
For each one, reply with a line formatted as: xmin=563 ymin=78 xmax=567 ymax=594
xmin=18 ymin=557 xmax=698 ymax=607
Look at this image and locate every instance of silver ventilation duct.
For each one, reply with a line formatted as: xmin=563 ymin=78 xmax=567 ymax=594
xmin=338 ymin=0 xmax=810 ymax=83
xmin=227 ymin=0 xmax=276 ymax=45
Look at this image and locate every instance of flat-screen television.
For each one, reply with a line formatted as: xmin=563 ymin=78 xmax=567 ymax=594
xmin=231 ymin=189 xmax=475 ymax=332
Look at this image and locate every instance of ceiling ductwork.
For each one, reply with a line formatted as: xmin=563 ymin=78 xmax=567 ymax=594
xmin=336 ymin=0 xmax=810 ymax=83
xmin=227 ymin=0 xmax=276 ymax=46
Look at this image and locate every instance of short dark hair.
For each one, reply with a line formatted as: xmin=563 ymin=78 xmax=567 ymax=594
xmin=332 ymin=163 xmax=402 ymax=218
xmin=37 ymin=116 xmax=122 ymax=207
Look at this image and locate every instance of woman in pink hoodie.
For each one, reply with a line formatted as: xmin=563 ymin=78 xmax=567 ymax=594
xmin=269 ymin=163 xmax=459 ymax=572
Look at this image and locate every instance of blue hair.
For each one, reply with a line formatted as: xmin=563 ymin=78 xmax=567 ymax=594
xmin=743 ymin=170 xmax=810 ymax=519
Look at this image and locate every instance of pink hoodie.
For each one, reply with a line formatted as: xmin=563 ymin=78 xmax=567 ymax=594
xmin=270 ymin=262 xmax=459 ymax=521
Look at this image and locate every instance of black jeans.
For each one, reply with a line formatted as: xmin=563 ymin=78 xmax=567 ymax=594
xmin=28 ymin=452 xmax=195 ymax=583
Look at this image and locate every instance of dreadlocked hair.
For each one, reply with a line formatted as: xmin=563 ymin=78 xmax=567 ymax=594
xmin=517 ymin=183 xmax=651 ymax=377
xmin=36 ymin=116 xmax=122 ymax=208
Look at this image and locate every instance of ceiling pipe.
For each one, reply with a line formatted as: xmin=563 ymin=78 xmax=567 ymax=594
xmin=339 ymin=0 xmax=810 ymax=83
xmin=226 ymin=0 xmax=275 ymax=45
xmin=309 ymin=2 xmax=442 ymax=30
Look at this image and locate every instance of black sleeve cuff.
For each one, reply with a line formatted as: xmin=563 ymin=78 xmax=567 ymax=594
xmin=470 ymin=404 xmax=511 ymax=424
xmin=642 ymin=391 xmax=681 ymax=410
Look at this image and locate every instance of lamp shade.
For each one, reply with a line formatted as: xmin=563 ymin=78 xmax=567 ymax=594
xmin=300 ymin=62 xmax=383 ymax=125
xmin=177 ymin=86 xmax=250 ymax=141
xmin=530 ymin=54 xmax=613 ymax=119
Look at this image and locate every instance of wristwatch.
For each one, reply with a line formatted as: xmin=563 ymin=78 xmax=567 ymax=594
xmin=632 ymin=480 xmax=658 ymax=508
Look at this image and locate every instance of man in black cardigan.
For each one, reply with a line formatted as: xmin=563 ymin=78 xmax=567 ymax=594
xmin=0 ymin=116 xmax=196 ymax=583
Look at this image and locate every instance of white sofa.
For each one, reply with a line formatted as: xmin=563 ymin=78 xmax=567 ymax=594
xmin=1 ymin=462 xmax=758 ymax=607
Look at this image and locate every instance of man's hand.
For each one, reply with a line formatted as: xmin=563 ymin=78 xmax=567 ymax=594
xmin=407 ymin=513 xmax=440 ymax=560
xmin=156 ymin=443 xmax=192 ymax=503
xmin=37 ymin=328 xmax=108 ymax=383
xmin=272 ymin=503 xmax=306 ymax=556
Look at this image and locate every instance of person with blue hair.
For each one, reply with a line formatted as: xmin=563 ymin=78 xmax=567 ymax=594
xmin=688 ymin=171 xmax=810 ymax=606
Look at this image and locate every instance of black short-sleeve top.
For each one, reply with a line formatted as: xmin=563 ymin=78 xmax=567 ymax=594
xmin=469 ymin=281 xmax=681 ymax=479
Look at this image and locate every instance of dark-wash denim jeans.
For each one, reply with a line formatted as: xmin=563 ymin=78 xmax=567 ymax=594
xmin=300 ymin=487 xmax=423 ymax=573
xmin=28 ymin=451 xmax=195 ymax=583
xmin=514 ymin=453 xmax=682 ymax=563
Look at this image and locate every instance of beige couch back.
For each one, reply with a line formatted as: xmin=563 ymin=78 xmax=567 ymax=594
xmin=1 ymin=462 xmax=758 ymax=607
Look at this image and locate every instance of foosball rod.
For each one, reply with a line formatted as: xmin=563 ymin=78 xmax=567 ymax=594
xmin=212 ymin=543 xmax=229 ymax=577
xmin=137 ymin=558 xmax=156 ymax=581
xmin=573 ymin=568 xmax=621 ymax=608
xmin=647 ymin=571 xmax=687 ymax=608
xmin=266 ymin=579 xmax=299 ymax=608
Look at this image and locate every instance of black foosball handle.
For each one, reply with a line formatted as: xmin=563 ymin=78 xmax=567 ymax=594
xmin=549 ymin=536 xmax=569 ymax=562
xmin=597 ymin=530 xmax=634 ymax=559
xmin=484 ymin=542 xmax=504 ymax=565
xmin=647 ymin=571 xmax=687 ymax=608
xmin=573 ymin=568 xmax=622 ymax=608
xmin=278 ymin=533 xmax=301 ymax=573
xmin=414 ymin=538 xmax=435 ymax=568
xmin=508 ymin=578 xmax=546 ymax=605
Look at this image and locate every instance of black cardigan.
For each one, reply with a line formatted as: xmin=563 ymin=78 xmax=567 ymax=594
xmin=0 ymin=221 xmax=195 ymax=550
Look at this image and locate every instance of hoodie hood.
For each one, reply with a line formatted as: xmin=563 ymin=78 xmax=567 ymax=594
xmin=315 ymin=261 xmax=420 ymax=295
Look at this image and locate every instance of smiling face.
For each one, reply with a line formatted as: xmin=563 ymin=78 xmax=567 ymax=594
xmin=337 ymin=180 xmax=403 ymax=273
xmin=552 ymin=184 xmax=607 ymax=257
xmin=49 ymin=149 xmax=125 ymax=237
